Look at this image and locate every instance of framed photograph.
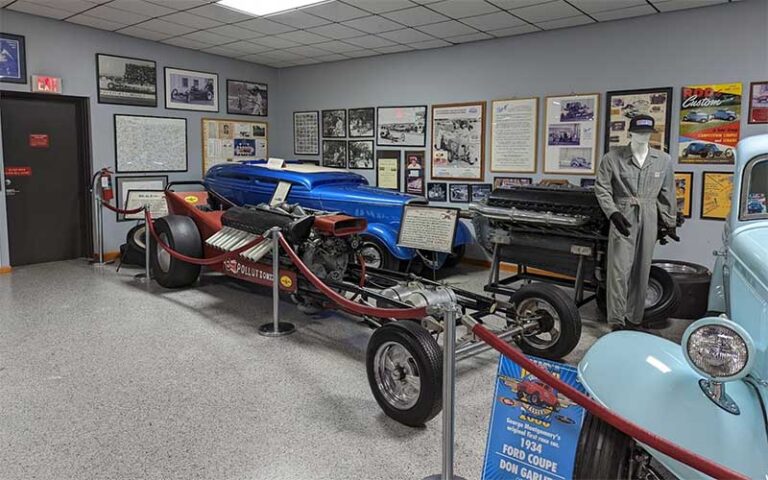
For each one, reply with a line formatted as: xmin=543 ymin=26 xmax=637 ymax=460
xmin=115 ymin=175 xmax=168 ymax=221
xmin=470 ymin=183 xmax=492 ymax=203
xmin=493 ymin=177 xmax=533 ymax=189
xmin=114 ymin=114 xmax=187 ymax=173
xmin=580 ymin=178 xmax=596 ymax=188
xmin=431 ymin=101 xmax=486 ymax=181
xmin=0 ymin=32 xmax=25 ymax=83
xmin=679 ymin=83 xmax=741 ymax=165
xmin=427 ymin=182 xmax=447 ymax=202
xmin=701 ymin=171 xmax=734 ymax=220
xmin=201 ymin=118 xmax=267 ymax=174
xmin=675 ymin=172 xmax=694 ymax=218
xmin=164 ymin=67 xmax=218 ymax=112
xmin=294 ymin=111 xmax=319 ymax=156
xmin=348 ymin=107 xmax=375 ymax=137
xmin=544 ymin=93 xmax=599 ymax=175
xmin=322 ymin=140 xmax=347 ymax=168
xmin=449 ymin=183 xmax=470 ymax=203
xmin=322 ymin=109 xmax=346 ymax=138
xmin=348 ymin=140 xmax=374 ymax=169
xmin=377 ymin=105 xmax=427 ymax=147
xmin=748 ymin=81 xmax=768 ymax=124
xmin=491 ymin=97 xmax=538 ymax=173
xmin=376 ymin=150 xmax=400 ymax=190
xmin=605 ymin=87 xmax=672 ymax=153
xmin=405 ymin=151 xmax=425 ymax=195
xmin=96 ymin=54 xmax=156 ymax=107
xmin=227 ymin=79 xmax=267 ymax=116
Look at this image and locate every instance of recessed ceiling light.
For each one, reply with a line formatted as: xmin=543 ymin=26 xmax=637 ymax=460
xmin=217 ymin=0 xmax=327 ymax=17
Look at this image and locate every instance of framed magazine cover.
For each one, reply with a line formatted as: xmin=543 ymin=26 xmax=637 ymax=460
xmin=431 ymin=101 xmax=486 ymax=181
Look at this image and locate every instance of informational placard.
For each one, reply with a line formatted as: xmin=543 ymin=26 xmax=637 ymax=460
xmin=116 ymin=175 xmax=167 ymax=221
xmin=491 ymin=98 xmax=538 ymax=173
xmin=269 ymin=181 xmax=292 ymax=207
xmin=482 ymin=355 xmax=586 ymax=480
xmin=679 ymin=83 xmax=741 ymax=164
xmin=397 ymin=205 xmax=459 ymax=254
xmin=202 ymin=118 xmax=267 ymax=174
xmin=124 ymin=190 xmax=167 ymax=221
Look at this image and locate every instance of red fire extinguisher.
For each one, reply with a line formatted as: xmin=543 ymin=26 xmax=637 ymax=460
xmin=99 ymin=168 xmax=114 ymax=202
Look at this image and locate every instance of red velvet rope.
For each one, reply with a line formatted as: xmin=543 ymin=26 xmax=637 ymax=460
xmin=470 ymin=323 xmax=748 ymax=480
xmin=101 ymin=200 xmax=145 ymax=215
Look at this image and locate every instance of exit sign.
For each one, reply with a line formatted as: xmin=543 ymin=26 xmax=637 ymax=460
xmin=31 ymin=75 xmax=62 ymax=94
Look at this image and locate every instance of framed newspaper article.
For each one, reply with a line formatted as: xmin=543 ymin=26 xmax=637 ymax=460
xmin=431 ymin=101 xmax=486 ymax=181
xmin=544 ymin=93 xmax=599 ymax=175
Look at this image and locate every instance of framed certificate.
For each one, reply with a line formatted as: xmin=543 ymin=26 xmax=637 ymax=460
xmin=376 ymin=150 xmax=401 ymax=190
xmin=491 ymin=97 xmax=538 ymax=173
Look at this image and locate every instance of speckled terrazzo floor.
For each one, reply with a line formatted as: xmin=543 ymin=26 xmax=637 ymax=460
xmin=0 ymin=260 xmax=693 ymax=480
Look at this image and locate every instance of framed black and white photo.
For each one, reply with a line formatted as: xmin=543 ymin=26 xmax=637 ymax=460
xmin=348 ymin=140 xmax=374 ymax=169
xmin=322 ymin=109 xmax=346 ymax=138
xmin=294 ymin=111 xmax=320 ymax=156
xmin=114 ymin=114 xmax=188 ymax=173
xmin=0 ymin=32 xmax=26 ymax=84
xmin=322 ymin=140 xmax=347 ymax=168
xmin=348 ymin=107 xmax=374 ymax=137
xmin=164 ymin=67 xmax=218 ymax=112
xmin=544 ymin=93 xmax=600 ymax=175
xmin=377 ymin=105 xmax=427 ymax=147
xmin=431 ymin=102 xmax=486 ymax=181
xmin=470 ymin=183 xmax=492 ymax=202
xmin=449 ymin=183 xmax=470 ymax=203
xmin=376 ymin=150 xmax=401 ymax=190
xmin=427 ymin=182 xmax=447 ymax=202
xmin=227 ymin=79 xmax=267 ymax=116
xmin=115 ymin=175 xmax=168 ymax=221
xmin=96 ymin=53 xmax=157 ymax=106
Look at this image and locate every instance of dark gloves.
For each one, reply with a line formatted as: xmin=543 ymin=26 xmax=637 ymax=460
xmin=658 ymin=224 xmax=680 ymax=245
xmin=610 ymin=212 xmax=631 ymax=237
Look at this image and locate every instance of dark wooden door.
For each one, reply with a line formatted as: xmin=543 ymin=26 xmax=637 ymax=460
xmin=2 ymin=94 xmax=91 ymax=266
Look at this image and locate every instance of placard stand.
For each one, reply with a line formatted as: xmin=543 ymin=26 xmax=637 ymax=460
xmin=91 ymin=177 xmax=106 ymax=266
xmin=259 ymin=228 xmax=296 ymax=337
xmin=136 ymin=203 xmax=152 ymax=284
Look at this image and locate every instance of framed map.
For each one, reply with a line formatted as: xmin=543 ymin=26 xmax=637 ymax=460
xmin=202 ymin=118 xmax=267 ymax=175
xmin=114 ymin=115 xmax=187 ymax=173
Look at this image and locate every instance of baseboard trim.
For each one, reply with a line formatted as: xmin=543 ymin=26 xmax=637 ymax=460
xmin=92 ymin=251 xmax=121 ymax=262
xmin=460 ymin=257 xmax=574 ymax=281
xmin=0 ymin=266 xmax=11 ymax=274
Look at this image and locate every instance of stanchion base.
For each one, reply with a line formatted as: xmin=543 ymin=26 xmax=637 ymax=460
xmin=422 ymin=475 xmax=467 ymax=480
xmin=258 ymin=322 xmax=296 ymax=337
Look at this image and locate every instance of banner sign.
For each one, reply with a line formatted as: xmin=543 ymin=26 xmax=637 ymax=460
xmin=482 ymin=355 xmax=586 ymax=480
xmin=679 ymin=83 xmax=741 ymax=164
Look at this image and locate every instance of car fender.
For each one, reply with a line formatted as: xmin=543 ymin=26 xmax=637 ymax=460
xmin=364 ymin=223 xmax=413 ymax=260
xmin=578 ymin=331 xmax=767 ymax=479
xmin=454 ymin=220 xmax=472 ymax=246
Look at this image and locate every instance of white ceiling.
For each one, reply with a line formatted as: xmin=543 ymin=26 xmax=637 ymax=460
xmin=1 ymin=0 xmax=736 ymax=68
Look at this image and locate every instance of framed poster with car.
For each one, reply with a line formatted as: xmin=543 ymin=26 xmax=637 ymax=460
xmin=322 ymin=140 xmax=347 ymax=168
xmin=490 ymin=97 xmax=537 ymax=173
xmin=114 ymin=114 xmax=187 ymax=173
xmin=427 ymin=182 xmax=447 ymax=202
xmin=405 ymin=150 xmax=425 ymax=195
xmin=294 ymin=111 xmax=319 ymax=156
xmin=227 ymin=79 xmax=267 ymax=116
xmin=348 ymin=140 xmax=374 ymax=169
xmin=115 ymin=175 xmax=168 ymax=221
xmin=748 ymin=81 xmax=768 ymax=124
xmin=348 ymin=107 xmax=375 ymax=137
xmin=493 ymin=177 xmax=533 ymax=189
xmin=431 ymin=101 xmax=486 ymax=181
xmin=202 ymin=118 xmax=267 ymax=174
xmin=0 ymin=32 xmax=25 ymax=84
xmin=605 ymin=87 xmax=672 ymax=153
xmin=164 ymin=67 xmax=218 ymax=112
xmin=544 ymin=93 xmax=599 ymax=175
xmin=675 ymin=171 xmax=694 ymax=218
xmin=377 ymin=105 xmax=427 ymax=147
xmin=449 ymin=183 xmax=470 ymax=203
xmin=701 ymin=171 xmax=734 ymax=220
xmin=322 ymin=109 xmax=346 ymax=138
xmin=679 ymin=83 xmax=741 ymax=164
xmin=96 ymin=53 xmax=156 ymax=106
xmin=376 ymin=150 xmax=400 ymax=190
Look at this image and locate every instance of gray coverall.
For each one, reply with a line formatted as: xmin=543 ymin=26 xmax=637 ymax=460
xmin=595 ymin=146 xmax=677 ymax=325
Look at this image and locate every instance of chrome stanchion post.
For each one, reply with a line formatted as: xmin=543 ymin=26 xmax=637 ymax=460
xmin=98 ymin=196 xmax=105 ymax=265
xmin=259 ymin=228 xmax=296 ymax=337
xmin=143 ymin=204 xmax=151 ymax=282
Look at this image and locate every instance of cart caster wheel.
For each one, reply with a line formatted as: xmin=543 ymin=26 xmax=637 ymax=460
xmin=366 ymin=321 xmax=442 ymax=427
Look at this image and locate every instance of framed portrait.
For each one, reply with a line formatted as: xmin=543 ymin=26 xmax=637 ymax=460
xmin=227 ymin=79 xmax=267 ymax=116
xmin=322 ymin=140 xmax=347 ymax=168
xmin=679 ymin=83 xmax=741 ymax=165
xmin=294 ymin=111 xmax=319 ymax=156
xmin=348 ymin=107 xmax=375 ymax=137
xmin=544 ymin=93 xmax=600 ymax=175
xmin=322 ymin=109 xmax=346 ymax=138
xmin=701 ymin=171 xmax=734 ymax=221
xmin=748 ymin=81 xmax=768 ymax=124
xmin=0 ymin=32 xmax=26 ymax=83
xmin=405 ymin=150 xmax=425 ymax=195
xmin=201 ymin=118 xmax=267 ymax=174
xmin=431 ymin=101 xmax=486 ymax=181
xmin=675 ymin=171 xmax=694 ymax=218
xmin=114 ymin=114 xmax=187 ymax=173
xmin=164 ymin=67 xmax=219 ymax=112
xmin=376 ymin=150 xmax=400 ymax=190
xmin=348 ymin=140 xmax=374 ymax=169
xmin=605 ymin=87 xmax=672 ymax=153
xmin=491 ymin=97 xmax=538 ymax=173
xmin=449 ymin=184 xmax=470 ymax=203
xmin=470 ymin=183 xmax=492 ymax=203
xmin=377 ymin=105 xmax=427 ymax=147
xmin=427 ymin=182 xmax=447 ymax=202
xmin=96 ymin=53 xmax=156 ymax=107
xmin=115 ymin=175 xmax=168 ymax=221
xmin=493 ymin=177 xmax=533 ymax=190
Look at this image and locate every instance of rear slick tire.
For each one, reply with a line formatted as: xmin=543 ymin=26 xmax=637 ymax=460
xmin=574 ymin=412 xmax=632 ymax=479
xmin=150 ymin=215 xmax=202 ymax=288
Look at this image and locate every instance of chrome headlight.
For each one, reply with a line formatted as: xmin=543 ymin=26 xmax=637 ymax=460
xmin=682 ymin=318 xmax=755 ymax=382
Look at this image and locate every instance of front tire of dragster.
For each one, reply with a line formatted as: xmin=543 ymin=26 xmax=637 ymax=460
xmin=574 ymin=412 xmax=632 ymax=479
xmin=510 ymin=283 xmax=581 ymax=360
xmin=366 ymin=321 xmax=442 ymax=427
xmin=150 ymin=215 xmax=202 ymax=288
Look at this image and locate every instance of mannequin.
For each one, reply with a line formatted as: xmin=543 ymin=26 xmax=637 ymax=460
xmin=594 ymin=115 xmax=678 ymax=329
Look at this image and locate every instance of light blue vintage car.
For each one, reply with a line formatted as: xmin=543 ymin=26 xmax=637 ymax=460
xmin=574 ymin=134 xmax=768 ymax=479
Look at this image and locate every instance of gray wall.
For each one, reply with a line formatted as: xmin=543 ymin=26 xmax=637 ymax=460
xmin=271 ymin=0 xmax=768 ymax=268
xmin=0 ymin=10 xmax=277 ymax=266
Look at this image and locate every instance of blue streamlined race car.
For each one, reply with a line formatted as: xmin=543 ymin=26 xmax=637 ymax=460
xmin=204 ymin=160 xmax=472 ymax=270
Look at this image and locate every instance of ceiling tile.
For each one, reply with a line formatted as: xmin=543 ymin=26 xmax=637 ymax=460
xmin=382 ymin=6 xmax=451 ymax=26
xmin=187 ymin=4 xmax=254 ymax=23
xmin=108 ymin=0 xmax=175 ymax=17
xmin=238 ymin=53 xmax=274 ymax=63
xmin=253 ymin=35 xmax=302 ymax=49
xmin=146 ymin=0 xmax=210 ymax=9
xmin=117 ymin=25 xmax=174 ymax=41
xmin=487 ymin=0 xmax=552 ymax=9
xmin=510 ymin=0 xmax=583 ymax=22
xmin=206 ymin=24 xmax=264 ymax=39
xmin=567 ymin=0 xmax=646 ymax=13
xmin=378 ymin=27 xmax=434 ymax=43
xmin=536 ymin=13 xmax=594 ymax=29
xmin=291 ymin=57 xmax=323 ymax=65
xmin=24 ymin=0 xmax=95 ymax=14
xmin=223 ymin=40 xmax=272 ymax=53
xmin=134 ymin=18 xmax=196 ymax=36
xmin=7 ymin=1 xmax=73 ymax=19
xmin=652 ymin=0 xmax=728 ymax=12
xmin=83 ymin=4 xmax=150 ymax=24
xmin=417 ymin=20 xmax=478 ymax=37
xmin=591 ymin=4 xmax=656 ymax=21
xmin=262 ymin=50 xmax=306 ymax=61
xmin=342 ymin=49 xmax=379 ymax=57
xmin=200 ymin=45 xmax=244 ymax=56
xmin=462 ymin=11 xmax=525 ymax=30
xmin=409 ymin=38 xmax=452 ymax=49
xmin=447 ymin=31 xmax=493 ymax=43
xmin=317 ymin=53 xmax=349 ymax=62
xmin=410 ymin=0 xmax=442 ymax=4
xmin=374 ymin=44 xmax=414 ymax=53
xmin=302 ymin=1 xmax=369 ymax=21
xmin=344 ymin=34 xmax=397 ymax=48
xmin=284 ymin=45 xmax=331 ymax=57
xmin=306 ymin=22 xmax=365 ymax=39
xmin=275 ymin=30 xmax=330 ymax=44
xmin=266 ymin=9 xmax=330 ymax=29
xmin=428 ymin=0 xmax=500 ymax=18
xmin=67 ymin=14 xmax=128 ymax=30
xmin=313 ymin=40 xmax=361 ymax=53
xmin=488 ymin=23 xmax=540 ymax=36
xmin=179 ymin=30 xmax=232 ymax=44
xmin=342 ymin=15 xmax=404 ymax=34
xmin=344 ymin=0 xmax=417 ymax=14
xmin=161 ymin=11 xmax=222 ymax=29
xmin=236 ymin=17 xmax=296 ymax=35
xmin=162 ymin=36 xmax=210 ymax=49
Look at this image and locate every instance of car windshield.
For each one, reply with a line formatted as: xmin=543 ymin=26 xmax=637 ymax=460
xmin=740 ymin=155 xmax=768 ymax=220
